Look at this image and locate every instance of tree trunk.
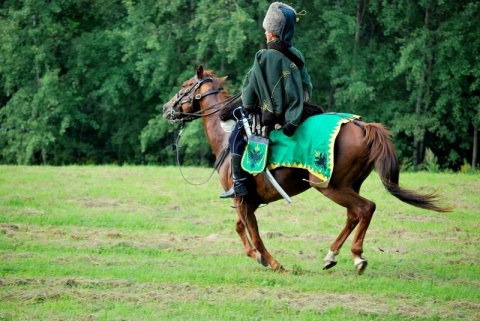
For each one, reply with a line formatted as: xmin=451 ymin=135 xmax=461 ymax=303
xmin=352 ymin=0 xmax=366 ymax=73
xmin=328 ymin=85 xmax=337 ymax=110
xmin=412 ymin=70 xmax=425 ymax=170
xmin=413 ymin=3 xmax=432 ymax=170
xmin=473 ymin=122 xmax=478 ymax=169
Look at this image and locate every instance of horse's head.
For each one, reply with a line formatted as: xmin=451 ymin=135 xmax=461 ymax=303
xmin=163 ymin=66 xmax=227 ymax=123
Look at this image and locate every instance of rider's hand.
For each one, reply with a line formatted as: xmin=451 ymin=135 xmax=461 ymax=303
xmin=261 ymin=125 xmax=272 ymax=138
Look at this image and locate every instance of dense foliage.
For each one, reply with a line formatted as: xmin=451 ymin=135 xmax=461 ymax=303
xmin=0 ymin=0 xmax=478 ymax=170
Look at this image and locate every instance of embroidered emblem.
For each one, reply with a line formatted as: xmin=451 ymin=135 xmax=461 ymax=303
xmin=248 ymin=145 xmax=263 ymax=168
xmin=314 ymin=150 xmax=328 ymax=171
xmin=262 ymin=102 xmax=268 ymax=110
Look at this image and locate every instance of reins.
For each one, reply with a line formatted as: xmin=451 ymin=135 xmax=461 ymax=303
xmin=169 ymin=79 xmax=240 ymax=185
xmin=171 ymin=92 xmax=241 ymax=122
xmin=171 ymin=121 xmax=218 ymax=185
xmin=172 ymin=120 xmax=230 ymax=186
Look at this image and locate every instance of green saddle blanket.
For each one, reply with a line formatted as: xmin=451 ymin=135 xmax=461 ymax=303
xmin=242 ymin=113 xmax=360 ymax=188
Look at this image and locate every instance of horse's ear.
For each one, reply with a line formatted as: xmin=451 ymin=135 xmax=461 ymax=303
xmin=218 ymin=76 xmax=228 ymax=83
xmin=196 ymin=65 xmax=204 ymax=79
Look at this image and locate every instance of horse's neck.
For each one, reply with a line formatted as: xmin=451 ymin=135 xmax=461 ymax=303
xmin=201 ymin=96 xmax=230 ymax=157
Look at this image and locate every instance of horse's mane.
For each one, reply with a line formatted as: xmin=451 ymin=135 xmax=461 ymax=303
xmin=202 ymin=69 xmax=219 ymax=78
xmin=203 ymin=69 xmax=229 ymax=96
xmin=201 ymin=69 xmax=243 ymax=121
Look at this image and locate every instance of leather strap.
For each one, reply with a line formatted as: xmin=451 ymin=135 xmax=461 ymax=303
xmin=267 ymin=40 xmax=304 ymax=68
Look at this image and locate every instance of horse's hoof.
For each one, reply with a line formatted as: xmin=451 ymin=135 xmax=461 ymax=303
xmin=323 ymin=250 xmax=338 ymax=270
xmin=256 ymin=252 xmax=268 ymax=267
xmin=354 ymin=257 xmax=368 ymax=275
xmin=323 ymin=260 xmax=337 ymax=270
xmin=274 ymin=265 xmax=287 ymax=273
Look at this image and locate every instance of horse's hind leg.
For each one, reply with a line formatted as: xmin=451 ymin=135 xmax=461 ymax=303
xmin=235 ymin=199 xmax=284 ymax=271
xmin=322 ymin=208 xmax=359 ymax=270
xmin=318 ymin=186 xmax=376 ymax=274
xmin=350 ymin=197 xmax=376 ymax=274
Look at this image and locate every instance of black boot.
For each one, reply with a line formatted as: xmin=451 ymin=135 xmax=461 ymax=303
xmin=219 ymin=154 xmax=248 ymax=198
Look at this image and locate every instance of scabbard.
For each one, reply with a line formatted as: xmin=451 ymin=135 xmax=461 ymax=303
xmin=264 ymin=168 xmax=292 ymax=204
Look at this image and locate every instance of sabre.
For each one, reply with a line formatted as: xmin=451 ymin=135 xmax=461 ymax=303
xmin=264 ymin=168 xmax=292 ymax=204
xmin=236 ymin=107 xmax=292 ymax=204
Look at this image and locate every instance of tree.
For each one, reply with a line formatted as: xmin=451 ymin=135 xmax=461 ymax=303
xmin=0 ymin=0 xmax=478 ymax=169
xmin=0 ymin=0 xmax=89 ymax=164
xmin=432 ymin=1 xmax=480 ymax=169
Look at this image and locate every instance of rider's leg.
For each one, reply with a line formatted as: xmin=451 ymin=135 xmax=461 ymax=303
xmin=219 ymin=122 xmax=248 ymax=198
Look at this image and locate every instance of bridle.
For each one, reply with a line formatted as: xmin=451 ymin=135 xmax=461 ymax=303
xmin=164 ymin=77 xmax=224 ymax=123
xmin=164 ymin=75 xmax=240 ymax=185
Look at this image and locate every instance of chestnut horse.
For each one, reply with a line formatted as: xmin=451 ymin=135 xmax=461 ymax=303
xmin=163 ymin=66 xmax=450 ymax=274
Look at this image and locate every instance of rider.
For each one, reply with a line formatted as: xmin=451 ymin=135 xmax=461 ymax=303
xmin=219 ymin=1 xmax=313 ymax=199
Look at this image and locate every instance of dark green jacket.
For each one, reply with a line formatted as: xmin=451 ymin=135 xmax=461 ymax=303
xmin=241 ymin=44 xmax=312 ymax=127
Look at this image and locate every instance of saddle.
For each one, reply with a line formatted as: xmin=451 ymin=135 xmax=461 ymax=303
xmin=241 ymin=102 xmax=324 ymax=175
xmin=243 ymin=113 xmax=362 ymax=188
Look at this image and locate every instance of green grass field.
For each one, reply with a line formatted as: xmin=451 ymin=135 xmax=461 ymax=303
xmin=0 ymin=166 xmax=479 ymax=320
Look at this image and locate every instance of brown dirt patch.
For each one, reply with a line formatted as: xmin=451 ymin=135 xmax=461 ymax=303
xmin=1 ymin=277 xmax=479 ymax=319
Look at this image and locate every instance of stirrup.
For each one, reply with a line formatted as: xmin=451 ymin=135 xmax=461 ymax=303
xmin=219 ymin=180 xmax=248 ymax=199
xmin=219 ymin=187 xmax=235 ymax=199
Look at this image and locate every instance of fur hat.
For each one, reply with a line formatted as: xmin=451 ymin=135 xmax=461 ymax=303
xmin=263 ymin=2 xmax=297 ymax=46
xmin=263 ymin=2 xmax=296 ymax=35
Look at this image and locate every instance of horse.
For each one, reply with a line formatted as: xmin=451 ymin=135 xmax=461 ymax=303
xmin=163 ymin=66 xmax=451 ymax=275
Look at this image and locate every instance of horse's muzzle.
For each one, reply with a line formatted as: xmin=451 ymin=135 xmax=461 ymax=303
xmin=163 ymin=104 xmax=182 ymax=124
xmin=163 ymin=103 xmax=174 ymax=120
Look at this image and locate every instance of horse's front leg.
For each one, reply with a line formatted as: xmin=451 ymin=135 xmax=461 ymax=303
xmin=235 ymin=216 xmax=266 ymax=265
xmin=235 ymin=198 xmax=284 ymax=271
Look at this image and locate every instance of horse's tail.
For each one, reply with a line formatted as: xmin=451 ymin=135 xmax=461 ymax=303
xmin=364 ymin=123 xmax=452 ymax=213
